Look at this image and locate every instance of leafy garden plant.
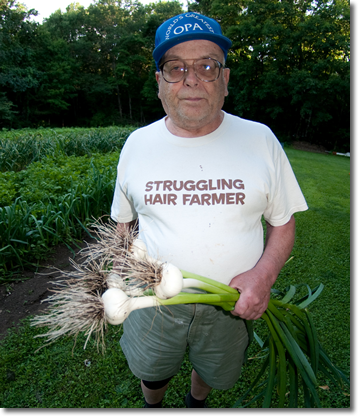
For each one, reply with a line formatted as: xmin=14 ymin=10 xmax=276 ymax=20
xmin=0 ymin=127 xmax=136 ymax=172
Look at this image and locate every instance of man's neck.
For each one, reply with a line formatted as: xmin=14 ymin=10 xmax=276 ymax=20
xmin=165 ymin=111 xmax=225 ymax=138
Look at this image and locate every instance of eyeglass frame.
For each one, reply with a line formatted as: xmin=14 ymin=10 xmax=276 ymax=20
xmin=159 ymin=57 xmax=225 ymax=84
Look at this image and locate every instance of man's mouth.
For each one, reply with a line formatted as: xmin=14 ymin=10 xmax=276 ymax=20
xmin=182 ymin=97 xmax=203 ymax=102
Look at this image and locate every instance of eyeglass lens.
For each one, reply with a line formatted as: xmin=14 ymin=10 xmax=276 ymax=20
xmin=162 ymin=58 xmax=222 ymax=83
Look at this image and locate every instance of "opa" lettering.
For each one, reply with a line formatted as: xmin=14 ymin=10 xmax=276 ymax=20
xmin=173 ymin=23 xmax=203 ymax=35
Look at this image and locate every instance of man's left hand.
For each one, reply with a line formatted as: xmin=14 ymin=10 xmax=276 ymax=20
xmin=228 ymin=216 xmax=296 ymax=320
xmin=229 ymin=267 xmax=272 ymax=320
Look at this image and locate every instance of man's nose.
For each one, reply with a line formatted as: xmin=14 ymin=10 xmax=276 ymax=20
xmin=183 ymin=65 xmax=198 ymax=86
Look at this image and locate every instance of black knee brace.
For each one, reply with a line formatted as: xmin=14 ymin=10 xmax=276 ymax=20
xmin=142 ymin=376 xmax=173 ymax=390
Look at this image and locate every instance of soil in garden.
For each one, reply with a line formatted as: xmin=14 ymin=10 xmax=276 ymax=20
xmin=0 ymin=141 xmax=328 ymax=341
xmin=0 ymin=237 xmax=96 ymax=341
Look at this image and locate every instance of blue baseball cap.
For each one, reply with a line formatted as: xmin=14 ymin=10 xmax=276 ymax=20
xmin=153 ymin=12 xmax=232 ymax=70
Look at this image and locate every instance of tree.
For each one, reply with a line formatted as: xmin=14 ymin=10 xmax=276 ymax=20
xmin=1 ymin=0 xmax=348 ymax=149
xmin=0 ymin=91 xmax=16 ymax=121
xmin=0 ymin=0 xmax=184 ymax=128
xmin=140 ymin=0 xmax=184 ymax=122
xmin=189 ymin=0 xmax=350 ymax=151
xmin=38 ymin=3 xmax=96 ymax=126
xmin=0 ymin=0 xmax=42 ymax=127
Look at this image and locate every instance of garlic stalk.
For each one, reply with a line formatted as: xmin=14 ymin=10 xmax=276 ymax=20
xmin=102 ymin=287 xmax=239 ymax=325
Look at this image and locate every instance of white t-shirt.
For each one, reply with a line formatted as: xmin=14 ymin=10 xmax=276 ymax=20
xmin=111 ymin=112 xmax=308 ymax=285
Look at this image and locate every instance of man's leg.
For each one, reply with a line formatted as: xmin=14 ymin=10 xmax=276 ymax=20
xmin=141 ymin=371 xmax=211 ymax=408
xmin=141 ymin=378 xmax=171 ymax=407
xmin=185 ymin=369 xmax=212 ymax=408
xmin=191 ymin=369 xmax=212 ymax=400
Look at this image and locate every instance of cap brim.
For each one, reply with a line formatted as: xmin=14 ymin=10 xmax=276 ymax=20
xmin=153 ymin=33 xmax=232 ymax=69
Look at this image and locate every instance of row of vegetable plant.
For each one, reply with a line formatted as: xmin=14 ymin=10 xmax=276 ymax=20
xmin=0 ymin=152 xmax=121 ymax=283
xmin=0 ymin=126 xmax=136 ymax=172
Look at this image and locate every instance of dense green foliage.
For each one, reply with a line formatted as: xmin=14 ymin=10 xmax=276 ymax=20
xmin=1 ymin=154 xmax=114 ymax=205
xmin=0 ymin=0 xmax=350 ymax=151
xmin=0 ymin=140 xmax=350 ymax=408
xmin=0 ymin=154 xmax=118 ymax=278
xmin=192 ymin=0 xmax=350 ymax=151
xmin=0 ymin=126 xmax=136 ymax=172
xmin=0 ymin=127 xmax=137 ymax=281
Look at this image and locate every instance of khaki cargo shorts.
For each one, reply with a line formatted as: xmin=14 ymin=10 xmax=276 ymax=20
xmin=120 ymin=303 xmax=249 ymax=390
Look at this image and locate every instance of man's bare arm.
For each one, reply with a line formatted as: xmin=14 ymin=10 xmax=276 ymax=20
xmin=116 ymin=219 xmax=138 ymax=234
xmin=229 ymin=215 xmax=296 ymax=320
xmin=113 ymin=220 xmax=138 ymax=270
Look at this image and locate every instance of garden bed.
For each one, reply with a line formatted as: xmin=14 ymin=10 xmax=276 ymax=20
xmin=0 ymin=238 xmax=95 ymax=340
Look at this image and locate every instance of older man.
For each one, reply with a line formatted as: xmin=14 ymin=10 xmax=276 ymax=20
xmin=111 ymin=12 xmax=308 ymax=408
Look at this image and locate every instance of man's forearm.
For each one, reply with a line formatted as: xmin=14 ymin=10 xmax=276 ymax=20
xmin=229 ymin=215 xmax=296 ymax=320
xmin=116 ymin=219 xmax=138 ymax=234
xmin=256 ymin=215 xmax=296 ymax=286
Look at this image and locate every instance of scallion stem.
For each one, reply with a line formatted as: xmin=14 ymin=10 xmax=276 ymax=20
xmin=180 ymin=270 xmax=239 ymax=294
xmin=158 ymin=291 xmax=239 ymax=306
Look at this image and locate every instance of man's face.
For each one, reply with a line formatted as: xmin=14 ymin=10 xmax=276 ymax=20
xmin=156 ymin=40 xmax=230 ymax=135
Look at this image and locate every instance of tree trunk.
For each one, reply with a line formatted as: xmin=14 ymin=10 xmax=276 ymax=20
xmin=140 ymin=105 xmax=144 ymax=124
xmin=116 ymin=85 xmax=122 ymax=119
xmin=304 ymin=111 xmax=312 ymax=140
xmin=128 ymin=93 xmax=132 ymax=119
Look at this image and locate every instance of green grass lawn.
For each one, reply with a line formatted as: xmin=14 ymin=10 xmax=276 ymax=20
xmin=0 ymin=147 xmax=350 ymax=408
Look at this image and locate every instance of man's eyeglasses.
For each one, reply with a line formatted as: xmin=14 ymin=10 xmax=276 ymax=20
xmin=160 ymin=58 xmax=224 ymax=83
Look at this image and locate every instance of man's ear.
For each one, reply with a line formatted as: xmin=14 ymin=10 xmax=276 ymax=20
xmin=155 ymin=72 xmax=161 ymax=98
xmin=224 ymin=68 xmax=230 ymax=97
